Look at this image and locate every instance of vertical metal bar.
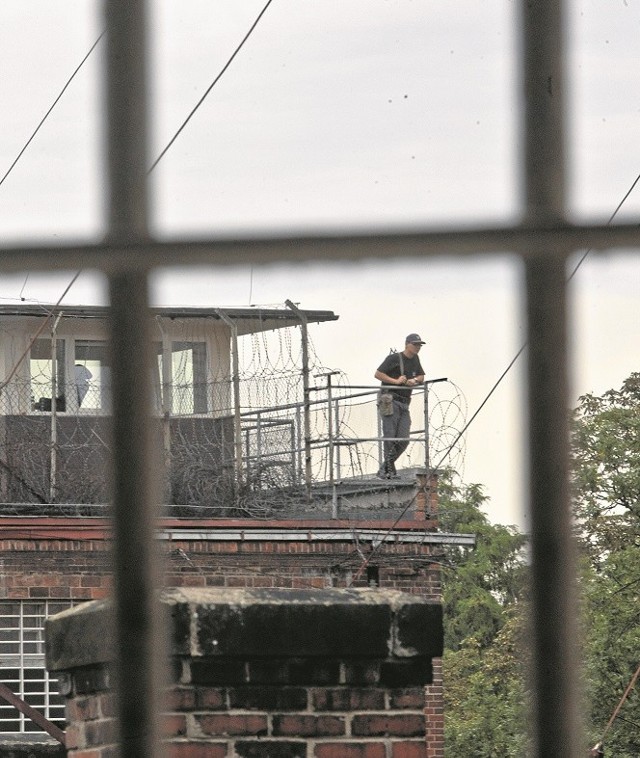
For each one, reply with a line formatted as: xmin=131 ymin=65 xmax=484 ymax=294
xmin=423 ymin=384 xmax=430 ymax=473
xmin=521 ymin=1 xmax=580 ymax=756
xmin=108 ymin=277 xmax=162 ymax=758
xmin=156 ymin=320 xmax=173 ymax=493
xmin=256 ymin=412 xmax=263 ymax=484
xmin=333 ymin=398 xmax=341 ymax=484
xmin=285 ymin=301 xmax=312 ymax=501
xmin=215 ymin=310 xmax=244 ymax=488
xmin=104 ymin=2 xmax=163 ymax=758
xmin=49 ymin=315 xmax=62 ymax=503
xmin=295 ymin=404 xmax=302 ymax=484
xmin=326 ymin=375 xmax=337 ymax=517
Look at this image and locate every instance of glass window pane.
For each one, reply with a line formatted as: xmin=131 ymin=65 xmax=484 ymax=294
xmin=74 ymin=340 xmax=110 ymax=411
xmin=30 ymin=339 xmax=66 ymax=413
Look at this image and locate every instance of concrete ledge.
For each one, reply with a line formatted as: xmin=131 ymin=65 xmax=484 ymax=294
xmin=46 ymin=588 xmax=442 ymax=673
xmin=0 ymin=744 xmax=66 ymax=757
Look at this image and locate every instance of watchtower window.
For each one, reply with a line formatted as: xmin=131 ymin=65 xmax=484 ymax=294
xmin=74 ymin=340 xmax=110 ymax=411
xmin=30 ymin=339 xmax=65 ymax=412
xmin=170 ymin=341 xmax=207 ymax=415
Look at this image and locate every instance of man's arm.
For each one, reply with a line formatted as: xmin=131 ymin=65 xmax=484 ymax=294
xmin=375 ymin=369 xmax=405 ymax=385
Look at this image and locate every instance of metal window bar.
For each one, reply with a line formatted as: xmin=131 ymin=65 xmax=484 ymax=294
xmin=0 ymin=1 xmax=636 ymax=756
xmin=0 ymin=601 xmax=73 ymax=734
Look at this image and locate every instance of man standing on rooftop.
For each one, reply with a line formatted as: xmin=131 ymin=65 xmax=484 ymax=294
xmin=374 ymin=333 xmax=425 ymax=479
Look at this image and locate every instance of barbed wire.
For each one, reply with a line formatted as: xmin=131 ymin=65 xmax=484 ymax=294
xmin=0 ymin=313 xmax=467 ymax=522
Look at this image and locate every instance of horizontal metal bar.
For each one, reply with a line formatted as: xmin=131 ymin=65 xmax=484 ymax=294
xmin=160 ymin=528 xmax=475 ymax=545
xmin=0 ymin=223 xmax=638 ymax=273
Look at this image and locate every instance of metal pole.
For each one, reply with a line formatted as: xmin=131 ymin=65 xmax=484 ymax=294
xmin=285 ymin=300 xmax=312 ymax=501
xmin=521 ymin=1 xmax=580 ymax=756
xmin=49 ymin=314 xmax=63 ymax=503
xmin=104 ymin=3 xmax=164 ymax=758
xmin=333 ymin=398 xmax=341 ymax=484
xmin=215 ymin=310 xmax=243 ymax=491
xmin=423 ymin=384 xmax=430 ymax=474
xmin=326 ymin=374 xmax=337 ymax=518
xmin=155 ymin=318 xmax=172 ymax=502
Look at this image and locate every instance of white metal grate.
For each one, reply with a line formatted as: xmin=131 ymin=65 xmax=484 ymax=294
xmin=0 ymin=601 xmax=74 ymax=734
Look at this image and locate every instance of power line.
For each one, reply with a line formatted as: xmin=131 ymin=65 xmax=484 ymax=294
xmin=0 ymin=271 xmax=82 ymax=391
xmin=597 ymin=660 xmax=640 ymax=749
xmin=147 ymin=0 xmax=275 ymax=175
xmin=351 ymin=170 xmax=640 ymax=576
xmin=2 ymin=3 xmax=274 ymax=311
xmin=432 ymin=168 xmax=640 ymax=475
xmin=0 ymin=32 xmax=104 ymax=191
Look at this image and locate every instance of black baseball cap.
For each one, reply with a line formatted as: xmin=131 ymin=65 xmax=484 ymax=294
xmin=405 ymin=333 xmax=425 ymax=345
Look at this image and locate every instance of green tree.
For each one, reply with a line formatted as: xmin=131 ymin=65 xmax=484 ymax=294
xmin=438 ymin=473 xmax=530 ymax=756
xmin=438 ymin=474 xmax=527 ymax=650
xmin=572 ymin=372 xmax=640 ymax=557
xmin=444 ymin=611 xmax=530 ymax=757
xmin=441 ymin=373 xmax=640 ymax=756
xmin=571 ymin=373 xmax=640 ymax=755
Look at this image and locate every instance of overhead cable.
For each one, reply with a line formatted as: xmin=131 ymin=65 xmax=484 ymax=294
xmin=148 ymin=0 xmax=275 ymax=174
xmin=0 ymin=32 xmax=104 ymax=190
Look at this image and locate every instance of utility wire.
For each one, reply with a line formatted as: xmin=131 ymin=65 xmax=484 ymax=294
xmin=1 ymin=2 xmax=274 ymax=326
xmin=0 ymin=32 xmax=105 ymax=191
xmin=0 ymin=272 xmax=82 ymax=392
xmin=147 ymin=0 xmax=275 ymax=174
xmin=432 ymin=167 xmax=640 ymax=474
xmin=352 ymin=168 xmax=640 ymax=576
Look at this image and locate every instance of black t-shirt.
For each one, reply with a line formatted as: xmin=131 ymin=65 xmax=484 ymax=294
xmin=377 ymin=351 xmax=425 ymax=403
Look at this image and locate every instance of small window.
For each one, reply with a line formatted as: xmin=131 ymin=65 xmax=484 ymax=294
xmin=30 ymin=339 xmax=65 ymax=412
xmin=74 ymin=341 xmax=110 ymax=411
xmin=170 ymin=341 xmax=207 ymax=415
xmin=0 ymin=601 xmax=77 ymax=735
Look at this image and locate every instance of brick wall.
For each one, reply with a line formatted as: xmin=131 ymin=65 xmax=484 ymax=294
xmin=46 ymin=588 xmax=443 ymax=758
xmin=0 ymin=538 xmax=112 ymax=601
xmin=0 ymin=524 xmax=443 ymax=602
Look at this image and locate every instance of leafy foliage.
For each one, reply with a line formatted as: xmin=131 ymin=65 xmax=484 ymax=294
xmin=438 ymin=472 xmax=530 ymax=756
xmin=571 ymin=374 xmax=640 ymax=755
xmin=441 ymin=374 xmax=640 ymax=756
xmin=438 ymin=474 xmax=527 ymax=651
xmin=444 ymin=612 xmax=531 ymax=757
xmin=572 ymin=372 xmax=640 ymax=560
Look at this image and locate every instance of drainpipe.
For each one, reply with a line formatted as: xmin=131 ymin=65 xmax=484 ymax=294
xmin=215 ymin=310 xmax=243 ymax=492
xmin=49 ymin=313 xmax=63 ymax=503
xmin=285 ymin=300 xmax=311 ymax=502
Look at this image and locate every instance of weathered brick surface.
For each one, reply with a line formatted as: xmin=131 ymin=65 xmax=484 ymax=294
xmin=164 ymin=743 xmax=227 ymax=758
xmin=312 ymin=687 xmax=385 ymax=711
xmin=196 ymin=713 xmax=269 ymax=737
xmin=351 ymin=713 xmax=426 ymax=737
xmin=228 ymin=686 xmax=308 ymax=711
xmin=46 ymin=585 xmax=443 ymax=758
xmin=314 ymin=744 xmax=387 ymax=758
xmin=391 ymin=742 xmax=428 ymax=758
xmin=271 ymin=714 xmax=346 ymax=737
xmin=235 ymin=742 xmax=307 ymax=758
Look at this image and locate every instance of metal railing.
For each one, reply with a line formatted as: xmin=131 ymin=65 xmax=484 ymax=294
xmin=0 ymin=1 xmax=632 ymax=754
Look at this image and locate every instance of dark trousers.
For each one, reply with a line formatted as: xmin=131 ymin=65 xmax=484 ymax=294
xmin=380 ymin=400 xmax=411 ymax=473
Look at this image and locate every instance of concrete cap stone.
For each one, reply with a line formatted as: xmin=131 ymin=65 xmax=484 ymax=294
xmin=46 ymin=587 xmax=442 ymax=672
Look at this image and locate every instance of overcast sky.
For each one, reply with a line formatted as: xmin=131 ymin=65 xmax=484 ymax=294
xmin=0 ymin=1 xmax=639 ymax=528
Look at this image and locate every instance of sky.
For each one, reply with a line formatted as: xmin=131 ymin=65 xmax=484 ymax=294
xmin=0 ymin=1 xmax=639 ymax=529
